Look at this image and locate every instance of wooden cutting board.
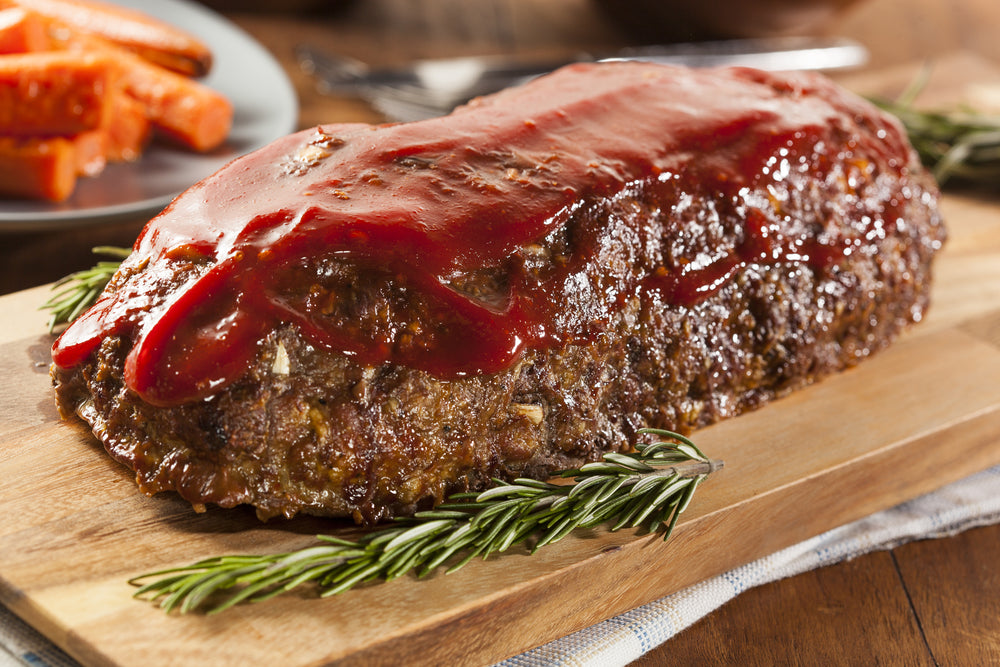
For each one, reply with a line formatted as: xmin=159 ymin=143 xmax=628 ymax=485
xmin=4 ymin=74 xmax=1000 ymax=667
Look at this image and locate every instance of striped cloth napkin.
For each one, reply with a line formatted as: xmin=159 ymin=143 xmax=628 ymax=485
xmin=4 ymin=464 xmax=999 ymax=667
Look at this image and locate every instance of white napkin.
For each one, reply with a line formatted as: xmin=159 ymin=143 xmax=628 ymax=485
xmin=494 ymin=463 xmax=1000 ymax=666
xmin=3 ymin=464 xmax=999 ymax=667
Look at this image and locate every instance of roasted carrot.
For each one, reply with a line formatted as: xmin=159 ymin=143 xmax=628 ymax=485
xmin=0 ymin=134 xmax=77 ymax=201
xmin=0 ymin=51 xmax=117 ymax=137
xmin=4 ymin=0 xmax=211 ymax=76
xmin=42 ymin=26 xmax=231 ymax=152
xmin=0 ymin=6 xmax=49 ymax=53
xmin=0 ymin=1 xmax=228 ymax=201
xmin=68 ymin=92 xmax=150 ymax=175
xmin=71 ymin=127 xmax=104 ymax=176
xmin=104 ymin=89 xmax=150 ymax=162
xmin=0 ymin=89 xmax=156 ymax=201
xmin=113 ymin=48 xmax=232 ymax=152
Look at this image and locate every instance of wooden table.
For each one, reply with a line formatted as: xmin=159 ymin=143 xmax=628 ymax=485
xmin=3 ymin=0 xmax=999 ymax=664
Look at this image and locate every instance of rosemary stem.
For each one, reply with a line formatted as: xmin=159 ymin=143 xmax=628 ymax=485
xmin=130 ymin=431 xmax=723 ymax=613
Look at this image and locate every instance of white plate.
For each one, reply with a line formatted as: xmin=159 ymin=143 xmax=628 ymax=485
xmin=0 ymin=0 xmax=298 ymax=232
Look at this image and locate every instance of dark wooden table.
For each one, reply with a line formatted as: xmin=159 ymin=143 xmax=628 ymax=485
xmin=3 ymin=0 xmax=999 ymax=663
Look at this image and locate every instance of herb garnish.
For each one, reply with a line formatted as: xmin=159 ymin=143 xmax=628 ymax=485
xmin=130 ymin=429 xmax=722 ymax=614
xmin=871 ymin=67 xmax=1000 ymax=186
xmin=41 ymin=246 xmax=130 ymax=332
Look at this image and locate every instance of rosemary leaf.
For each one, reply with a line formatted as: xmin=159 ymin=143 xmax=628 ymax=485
xmin=871 ymin=73 xmax=1000 ymax=187
xmin=41 ymin=246 xmax=130 ymax=332
xmin=130 ymin=430 xmax=722 ymax=613
xmin=382 ymin=519 xmax=454 ymax=553
xmin=566 ymin=474 xmax=606 ymax=499
xmin=628 ymin=472 xmax=669 ymax=498
xmin=595 ymin=474 xmax=632 ymax=503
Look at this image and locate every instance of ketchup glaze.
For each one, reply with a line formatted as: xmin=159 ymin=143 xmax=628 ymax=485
xmin=51 ymin=62 xmax=914 ymax=407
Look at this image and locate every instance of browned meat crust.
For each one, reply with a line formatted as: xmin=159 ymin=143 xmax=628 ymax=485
xmin=52 ymin=64 xmax=945 ymax=524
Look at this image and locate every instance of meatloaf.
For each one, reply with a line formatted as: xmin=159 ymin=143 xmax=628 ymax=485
xmin=51 ymin=62 xmax=946 ymax=524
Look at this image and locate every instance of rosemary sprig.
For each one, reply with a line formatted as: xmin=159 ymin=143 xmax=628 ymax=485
xmin=41 ymin=246 xmax=130 ymax=332
xmin=130 ymin=428 xmax=722 ymax=614
xmin=871 ymin=67 xmax=1000 ymax=186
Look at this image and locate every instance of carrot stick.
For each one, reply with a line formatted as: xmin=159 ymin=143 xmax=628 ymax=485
xmin=0 ymin=6 xmax=49 ymax=53
xmin=0 ymin=134 xmax=77 ymax=201
xmin=40 ymin=25 xmax=231 ymax=152
xmin=113 ymin=48 xmax=232 ymax=152
xmin=71 ymin=127 xmax=104 ymax=176
xmin=0 ymin=51 xmax=117 ymax=137
xmin=6 ymin=0 xmax=211 ymax=76
xmin=67 ymin=92 xmax=150 ymax=176
xmin=0 ymin=88 xmax=156 ymax=201
xmin=104 ymin=89 xmax=150 ymax=162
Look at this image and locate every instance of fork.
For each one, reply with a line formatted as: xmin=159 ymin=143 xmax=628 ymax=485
xmin=296 ymin=48 xmax=566 ymax=121
xmin=297 ymin=36 xmax=869 ymax=122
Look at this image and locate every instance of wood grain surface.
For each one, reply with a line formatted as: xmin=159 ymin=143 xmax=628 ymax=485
xmin=3 ymin=0 xmax=1000 ymax=664
xmin=3 ymin=140 xmax=1000 ymax=667
xmin=1 ymin=299 xmax=998 ymax=667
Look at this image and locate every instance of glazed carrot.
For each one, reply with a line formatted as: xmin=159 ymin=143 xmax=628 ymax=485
xmin=104 ymin=89 xmax=150 ymax=162
xmin=0 ymin=89 xmax=156 ymax=201
xmin=5 ymin=0 xmax=211 ymax=76
xmin=40 ymin=24 xmax=231 ymax=152
xmin=0 ymin=51 xmax=117 ymax=137
xmin=66 ymin=92 xmax=150 ymax=175
xmin=0 ymin=134 xmax=77 ymax=201
xmin=0 ymin=6 xmax=49 ymax=53
xmin=72 ymin=127 xmax=104 ymax=176
xmin=114 ymin=48 xmax=232 ymax=152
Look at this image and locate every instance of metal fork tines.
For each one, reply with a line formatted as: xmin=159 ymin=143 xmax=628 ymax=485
xmin=297 ymin=36 xmax=869 ymax=122
xmin=296 ymin=46 xmax=565 ymax=120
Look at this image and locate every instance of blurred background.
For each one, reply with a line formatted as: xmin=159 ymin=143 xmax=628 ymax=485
xmin=205 ymin=0 xmax=1000 ymax=127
